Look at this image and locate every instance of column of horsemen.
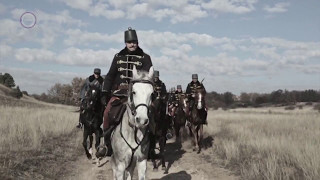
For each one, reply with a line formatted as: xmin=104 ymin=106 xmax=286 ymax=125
xmin=77 ymin=27 xmax=208 ymax=159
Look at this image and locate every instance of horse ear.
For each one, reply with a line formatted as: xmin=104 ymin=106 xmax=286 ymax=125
xmin=148 ymin=66 xmax=154 ymax=80
xmin=132 ymin=65 xmax=138 ymax=80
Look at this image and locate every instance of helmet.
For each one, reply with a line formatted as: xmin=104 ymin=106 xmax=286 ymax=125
xmin=94 ymin=68 xmax=101 ymax=75
xmin=154 ymin=70 xmax=159 ymax=78
xmin=192 ymin=74 xmax=198 ymax=79
xmin=177 ymin=85 xmax=182 ymax=89
xmin=124 ymin=27 xmax=138 ymax=42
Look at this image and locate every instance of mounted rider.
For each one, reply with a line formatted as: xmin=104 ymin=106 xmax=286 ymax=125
xmin=186 ymin=74 xmax=208 ymax=124
xmin=96 ymin=27 xmax=155 ymax=158
xmin=76 ymin=68 xmax=104 ymax=128
xmin=168 ymin=85 xmax=184 ymax=117
xmin=153 ymin=70 xmax=167 ymax=102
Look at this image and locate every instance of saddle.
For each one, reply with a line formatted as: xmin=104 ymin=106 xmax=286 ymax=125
xmin=103 ymin=97 xmax=127 ymax=130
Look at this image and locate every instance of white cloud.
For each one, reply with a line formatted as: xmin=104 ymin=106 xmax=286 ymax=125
xmin=56 ymin=47 xmax=118 ymax=66
xmin=15 ymin=48 xmax=56 ymax=63
xmin=60 ymin=0 xmax=257 ymax=23
xmin=0 ymin=44 xmax=13 ymax=59
xmin=264 ymin=2 xmax=290 ymax=13
xmin=202 ymin=0 xmax=257 ymax=14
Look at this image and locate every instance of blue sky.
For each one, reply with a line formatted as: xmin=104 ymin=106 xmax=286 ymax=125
xmin=0 ymin=0 xmax=319 ymax=95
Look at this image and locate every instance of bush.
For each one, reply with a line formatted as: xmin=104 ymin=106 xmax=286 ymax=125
xmin=10 ymin=86 xmax=23 ymax=99
xmin=306 ymin=102 xmax=313 ymax=105
xmin=22 ymin=91 xmax=29 ymax=96
xmin=313 ymin=104 xmax=320 ymax=112
xmin=285 ymin=106 xmax=295 ymax=110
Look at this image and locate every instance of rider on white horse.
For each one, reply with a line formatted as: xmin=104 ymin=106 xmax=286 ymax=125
xmin=97 ymin=27 xmax=156 ymax=159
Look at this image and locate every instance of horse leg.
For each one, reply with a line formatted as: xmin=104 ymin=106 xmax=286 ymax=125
xmin=197 ymin=124 xmax=203 ymax=154
xmin=83 ymin=128 xmax=92 ymax=159
xmin=126 ymin=160 xmax=135 ymax=180
xmin=159 ymin=136 xmax=166 ymax=170
xmin=191 ymin=125 xmax=198 ymax=152
xmin=89 ymin=132 xmax=93 ymax=158
xmin=174 ymin=124 xmax=180 ymax=143
xmin=111 ymin=159 xmax=125 ymax=180
xmin=94 ymin=124 xmax=101 ymax=150
xmin=137 ymin=159 xmax=147 ymax=180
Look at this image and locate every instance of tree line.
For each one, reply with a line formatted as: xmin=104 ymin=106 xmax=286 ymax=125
xmin=206 ymin=89 xmax=320 ymax=109
xmin=1 ymin=72 xmax=319 ymax=108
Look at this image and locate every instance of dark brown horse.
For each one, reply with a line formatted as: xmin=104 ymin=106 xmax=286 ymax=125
xmin=150 ymin=95 xmax=170 ymax=171
xmin=171 ymin=94 xmax=189 ymax=142
xmin=189 ymin=88 xmax=207 ymax=153
xmin=80 ymin=86 xmax=103 ymax=159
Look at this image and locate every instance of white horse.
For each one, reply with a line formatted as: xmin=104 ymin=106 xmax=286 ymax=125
xmin=111 ymin=66 xmax=154 ymax=180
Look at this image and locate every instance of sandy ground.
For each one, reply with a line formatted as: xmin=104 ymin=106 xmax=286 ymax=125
xmin=62 ymin=131 xmax=239 ymax=180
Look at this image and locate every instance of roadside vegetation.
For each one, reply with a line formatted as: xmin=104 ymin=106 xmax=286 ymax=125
xmin=207 ymin=106 xmax=320 ymax=180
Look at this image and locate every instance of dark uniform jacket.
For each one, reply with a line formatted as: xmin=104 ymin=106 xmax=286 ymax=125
xmin=154 ymin=79 xmax=167 ymax=100
xmin=80 ymin=75 xmax=104 ymax=100
xmin=102 ymin=47 xmax=152 ymax=96
xmin=186 ymin=81 xmax=206 ymax=95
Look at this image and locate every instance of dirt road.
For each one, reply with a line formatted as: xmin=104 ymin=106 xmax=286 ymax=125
xmin=63 ymin=131 xmax=239 ymax=180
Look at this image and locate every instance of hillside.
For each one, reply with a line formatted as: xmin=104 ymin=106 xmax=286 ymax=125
xmin=0 ymin=84 xmax=72 ymax=108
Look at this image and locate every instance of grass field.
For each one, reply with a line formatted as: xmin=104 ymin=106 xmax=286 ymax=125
xmin=206 ymin=106 xmax=320 ymax=180
xmin=0 ymin=105 xmax=78 ymax=152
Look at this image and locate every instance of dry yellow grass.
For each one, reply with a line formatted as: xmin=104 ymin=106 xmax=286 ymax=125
xmin=0 ymin=104 xmax=78 ymax=152
xmin=206 ymin=107 xmax=320 ymax=180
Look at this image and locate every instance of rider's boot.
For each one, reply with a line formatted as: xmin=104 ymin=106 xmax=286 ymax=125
xmin=96 ymin=126 xmax=113 ymax=158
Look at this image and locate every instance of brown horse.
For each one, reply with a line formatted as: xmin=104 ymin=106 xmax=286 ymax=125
xmin=171 ymin=94 xmax=189 ymax=142
xmin=189 ymin=88 xmax=207 ymax=153
xmin=150 ymin=95 xmax=170 ymax=171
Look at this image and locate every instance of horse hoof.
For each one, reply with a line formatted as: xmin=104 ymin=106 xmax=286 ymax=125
xmin=153 ymin=168 xmax=158 ymax=172
xmin=87 ymin=154 xmax=92 ymax=159
xmin=162 ymin=166 xmax=166 ymax=171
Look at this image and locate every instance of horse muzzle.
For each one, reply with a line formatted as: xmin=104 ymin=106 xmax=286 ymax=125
xmin=135 ymin=116 xmax=149 ymax=128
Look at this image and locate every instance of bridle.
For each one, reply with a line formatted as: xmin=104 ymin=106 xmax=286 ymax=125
xmin=128 ymin=79 xmax=154 ymax=117
xmin=119 ymin=79 xmax=154 ymax=170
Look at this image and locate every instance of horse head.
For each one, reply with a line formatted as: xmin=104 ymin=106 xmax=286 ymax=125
xmin=128 ymin=65 xmax=154 ymax=129
xmin=179 ymin=94 xmax=189 ymax=115
xmin=83 ymin=85 xmax=100 ymax=111
xmin=194 ymin=88 xmax=206 ymax=110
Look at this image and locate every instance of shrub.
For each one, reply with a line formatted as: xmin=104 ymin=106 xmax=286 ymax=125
xmin=285 ymin=105 xmax=295 ymax=110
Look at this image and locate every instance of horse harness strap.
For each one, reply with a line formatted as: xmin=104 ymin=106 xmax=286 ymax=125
xmin=120 ymin=117 xmax=149 ymax=170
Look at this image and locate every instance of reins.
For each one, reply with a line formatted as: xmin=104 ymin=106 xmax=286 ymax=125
xmin=120 ymin=107 xmax=149 ymax=170
xmin=119 ymin=79 xmax=153 ymax=170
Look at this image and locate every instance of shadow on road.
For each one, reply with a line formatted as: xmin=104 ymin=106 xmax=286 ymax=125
xmin=151 ymin=170 xmax=191 ymax=180
xmin=163 ymin=142 xmax=186 ymax=174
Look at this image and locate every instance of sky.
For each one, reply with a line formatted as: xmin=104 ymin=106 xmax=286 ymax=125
xmin=0 ymin=0 xmax=319 ymax=95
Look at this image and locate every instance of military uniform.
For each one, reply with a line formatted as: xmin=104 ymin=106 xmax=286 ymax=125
xmin=80 ymin=74 xmax=104 ymax=100
xmin=154 ymin=79 xmax=167 ymax=100
xmin=102 ymin=47 xmax=152 ymax=96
